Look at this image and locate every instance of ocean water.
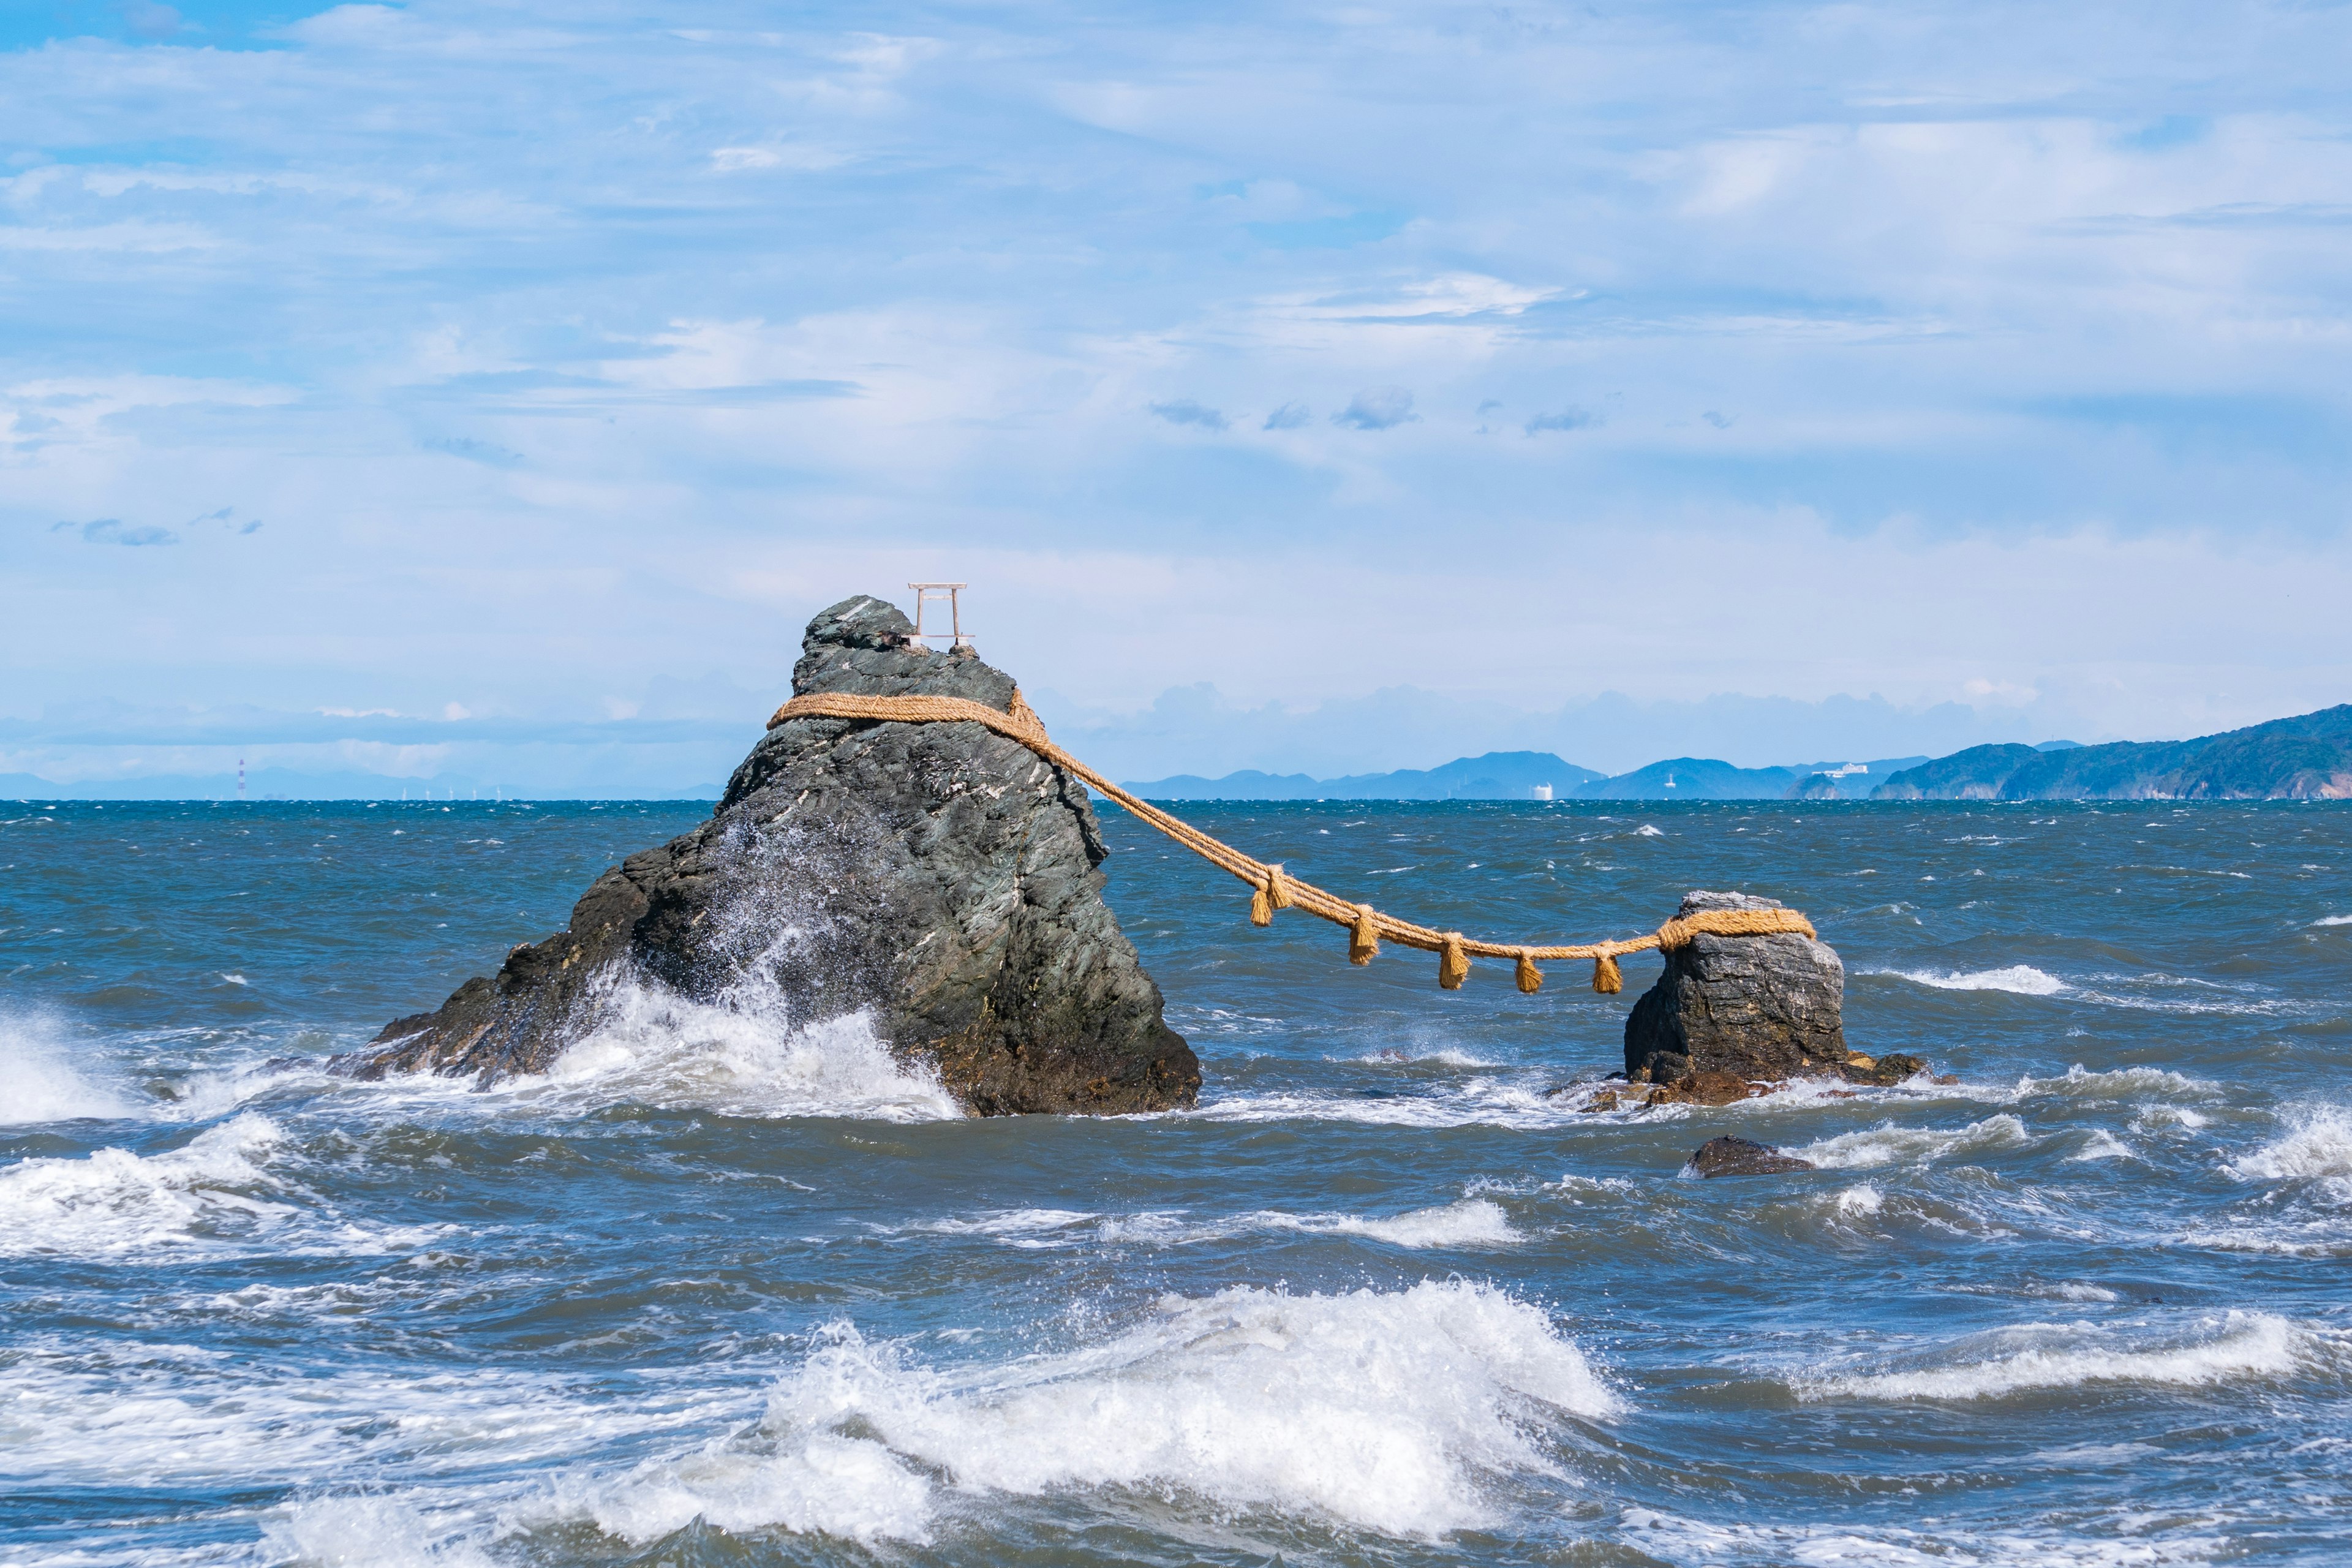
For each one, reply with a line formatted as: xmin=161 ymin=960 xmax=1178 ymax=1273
xmin=4 ymin=796 xmax=2350 ymax=1566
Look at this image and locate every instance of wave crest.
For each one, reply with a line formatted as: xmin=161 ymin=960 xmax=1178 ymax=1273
xmin=572 ymin=1280 xmax=1616 ymax=1545
xmin=1796 ymin=1311 xmax=2311 ymax=1401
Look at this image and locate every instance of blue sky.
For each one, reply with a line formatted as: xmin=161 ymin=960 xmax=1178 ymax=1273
xmin=4 ymin=1 xmax=2349 ymax=792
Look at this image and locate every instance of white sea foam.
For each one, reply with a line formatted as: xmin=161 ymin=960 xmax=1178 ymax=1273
xmin=1194 ymin=1079 xmax=1584 ymax=1130
xmin=1615 ymin=1507 xmax=2228 ymax=1567
xmin=1793 ymin=1114 xmax=2031 ymax=1170
xmin=1796 ymin=1311 xmax=2309 ymax=1401
xmin=1634 ymin=823 xmax=1664 ymax=836
xmin=0 ymin=1012 xmax=132 ymax=1124
xmin=570 ymin=1280 xmax=1616 ymax=1545
xmin=2310 ymin=914 xmax=2352 ymax=927
xmin=892 ymin=1199 xmax=1520 ymax=1251
xmin=1880 ymin=965 xmax=2067 ymax=996
xmin=3 ymin=1344 xmax=740 ymax=1494
xmin=1302 ymin=1198 xmax=1521 ymax=1248
xmin=266 ymin=1496 xmax=499 ymax=1568
xmin=2009 ymin=1063 xmax=2220 ymax=1103
xmin=0 ymin=1114 xmax=292 ymax=1256
xmin=2224 ymin=1104 xmax=2352 ymax=1194
xmin=0 ymin=1114 xmax=446 ymax=1260
xmin=528 ymin=981 xmax=959 ymax=1123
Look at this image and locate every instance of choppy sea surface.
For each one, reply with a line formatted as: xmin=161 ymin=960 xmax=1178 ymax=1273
xmin=4 ymin=797 xmax=2350 ymax=1567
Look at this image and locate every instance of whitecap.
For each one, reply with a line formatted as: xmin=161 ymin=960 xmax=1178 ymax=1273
xmin=0 ymin=1114 xmax=292 ymax=1256
xmin=1878 ymin=965 xmax=2067 ymax=996
xmin=566 ymin=1280 xmax=1617 ymax=1545
xmin=1795 ymin=1311 xmax=2308 ymax=1401
xmin=1298 ymin=1198 xmax=1520 ymax=1249
xmin=2011 ymin=1063 xmax=2220 ymax=1102
xmin=2066 ymin=1129 xmax=2135 ymax=1163
xmin=2313 ymin=914 xmax=2352 ymax=927
xmin=2224 ymin=1104 xmax=2352 ymax=1199
xmin=1827 ymin=1183 xmax=1882 ymax=1217
xmin=1792 ymin=1115 xmax=2030 ymax=1170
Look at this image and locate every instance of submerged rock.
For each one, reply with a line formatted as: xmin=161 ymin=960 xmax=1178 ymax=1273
xmin=1686 ymin=1136 xmax=1814 ymax=1177
xmin=333 ymin=594 xmax=1201 ymax=1115
xmin=1624 ymin=891 xmax=1846 ymax=1084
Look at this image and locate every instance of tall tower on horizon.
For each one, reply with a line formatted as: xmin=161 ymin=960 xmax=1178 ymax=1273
xmin=238 ymin=758 xmax=246 ymax=801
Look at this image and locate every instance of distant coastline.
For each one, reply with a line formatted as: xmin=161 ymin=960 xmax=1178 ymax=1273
xmin=1128 ymin=703 xmax=2352 ymax=803
xmin=10 ymin=704 xmax=2346 ymax=804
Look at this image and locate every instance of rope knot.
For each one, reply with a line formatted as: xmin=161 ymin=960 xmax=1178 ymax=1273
xmin=1348 ymin=904 xmax=1381 ymax=965
xmin=1591 ymin=944 xmax=1624 ymax=994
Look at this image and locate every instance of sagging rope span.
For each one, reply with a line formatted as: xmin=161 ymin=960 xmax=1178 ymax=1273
xmin=768 ymin=690 xmax=1817 ymax=995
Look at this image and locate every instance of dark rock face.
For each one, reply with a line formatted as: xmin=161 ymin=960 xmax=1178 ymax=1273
xmin=334 ymin=594 xmax=1200 ymax=1115
xmin=1687 ymin=1136 xmax=1814 ymax=1177
xmin=1625 ymin=891 xmax=1845 ymax=1083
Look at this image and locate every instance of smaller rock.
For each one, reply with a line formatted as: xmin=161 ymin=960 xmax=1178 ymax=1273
xmin=1687 ymin=1136 xmax=1814 ymax=1177
xmin=1580 ymin=1088 xmax=1622 ymax=1114
xmin=1686 ymin=1069 xmax=1756 ymax=1106
xmin=1842 ymin=1051 xmax=1929 ymax=1087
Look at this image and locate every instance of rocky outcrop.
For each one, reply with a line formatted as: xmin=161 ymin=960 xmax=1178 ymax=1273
xmin=1686 ymin=1136 xmax=1814 ymax=1177
xmin=1625 ymin=891 xmax=1845 ymax=1084
xmin=334 ymin=595 xmax=1200 ymax=1115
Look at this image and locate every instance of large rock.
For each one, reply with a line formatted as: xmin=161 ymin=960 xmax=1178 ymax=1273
xmin=1624 ymin=891 xmax=1845 ymax=1083
xmin=333 ymin=594 xmax=1201 ymax=1115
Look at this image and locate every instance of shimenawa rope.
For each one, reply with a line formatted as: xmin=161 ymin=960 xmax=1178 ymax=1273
xmin=767 ymin=690 xmax=1817 ymax=994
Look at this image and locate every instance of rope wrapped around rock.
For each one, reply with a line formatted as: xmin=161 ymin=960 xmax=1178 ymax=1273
xmin=768 ymin=690 xmax=1818 ymax=994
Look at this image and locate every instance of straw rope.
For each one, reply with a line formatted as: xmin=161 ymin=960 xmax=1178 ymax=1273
xmin=767 ymin=690 xmax=1817 ymax=994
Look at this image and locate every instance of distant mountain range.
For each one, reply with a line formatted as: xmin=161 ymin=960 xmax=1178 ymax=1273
xmin=1129 ymin=749 xmax=1947 ymax=801
xmin=1871 ymin=704 xmax=2352 ymax=801
xmin=1124 ymin=704 xmax=2352 ymax=802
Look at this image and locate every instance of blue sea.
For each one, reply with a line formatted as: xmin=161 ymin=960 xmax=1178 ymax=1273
xmin=4 ymin=797 xmax=2350 ymax=1566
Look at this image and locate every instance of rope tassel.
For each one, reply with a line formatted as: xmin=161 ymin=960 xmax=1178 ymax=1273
xmin=1515 ymin=951 xmax=1543 ymax=994
xmin=1249 ymin=864 xmax=1295 ymax=927
xmin=1438 ymin=933 xmax=1469 ymax=990
xmin=1349 ymin=905 xmax=1381 ymax=965
xmin=1592 ymin=951 xmax=1624 ymax=994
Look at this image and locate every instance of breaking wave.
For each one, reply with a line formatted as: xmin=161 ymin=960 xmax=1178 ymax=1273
xmin=2225 ymin=1105 xmax=2352 ymax=1191
xmin=1796 ymin=1312 xmax=2313 ymax=1402
xmin=885 ymin=1198 xmax=1521 ymax=1251
xmin=1880 ymin=965 xmax=2068 ymax=996
xmin=0 ymin=1114 xmax=447 ymax=1261
xmin=1793 ymin=1114 xmax=2032 ymax=1170
xmin=539 ymin=980 xmax=960 ymax=1122
xmin=562 ymin=1280 xmax=1616 ymax=1545
xmin=0 ymin=1115 xmax=295 ymax=1257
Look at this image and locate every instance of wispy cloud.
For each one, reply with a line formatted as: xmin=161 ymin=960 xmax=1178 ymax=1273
xmin=1333 ymin=386 xmax=1414 ymax=431
xmin=55 ymin=519 xmax=178 ymax=546
xmin=1150 ymin=398 xmax=1228 ymax=431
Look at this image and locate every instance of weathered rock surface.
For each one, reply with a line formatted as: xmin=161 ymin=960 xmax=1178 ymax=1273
xmin=333 ymin=595 xmax=1201 ymax=1115
xmin=1625 ymin=891 xmax=1846 ymax=1084
xmin=1687 ymin=1136 xmax=1814 ymax=1177
xmin=1840 ymin=1051 xmax=1929 ymax=1087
